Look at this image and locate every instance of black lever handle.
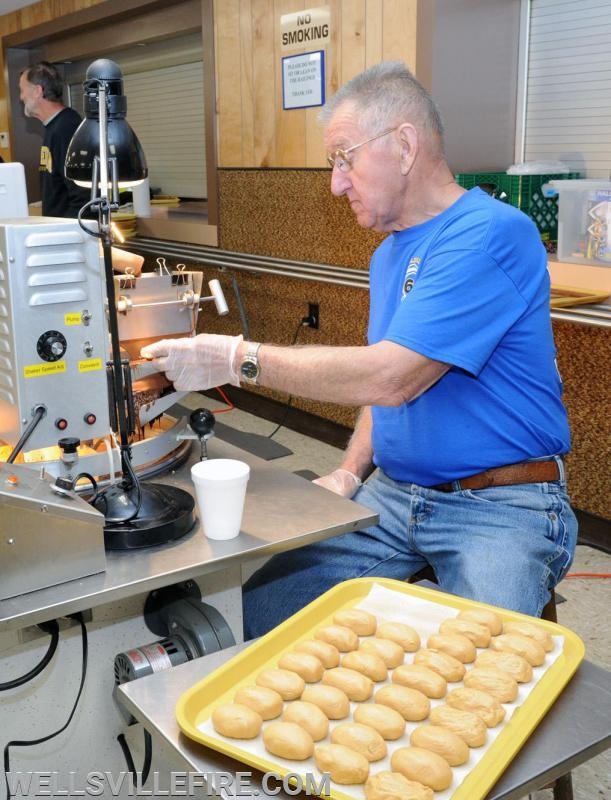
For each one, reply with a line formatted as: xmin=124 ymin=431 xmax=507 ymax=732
xmin=189 ymin=408 xmax=215 ymax=437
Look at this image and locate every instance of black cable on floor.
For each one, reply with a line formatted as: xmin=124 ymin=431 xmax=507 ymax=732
xmin=3 ymin=614 xmax=88 ymax=800
xmin=116 ymin=728 xmax=153 ymax=786
xmin=0 ymin=621 xmax=59 ymax=692
xmin=267 ymin=320 xmax=307 ymax=439
xmin=116 ymin=733 xmax=137 ymax=776
xmin=142 ymin=729 xmax=152 ymax=784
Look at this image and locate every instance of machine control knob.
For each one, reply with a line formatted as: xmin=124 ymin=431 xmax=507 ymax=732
xmin=58 ymin=437 xmax=81 ymax=454
xmin=189 ymin=408 xmax=215 ymax=437
xmin=37 ymin=330 xmax=67 ymax=362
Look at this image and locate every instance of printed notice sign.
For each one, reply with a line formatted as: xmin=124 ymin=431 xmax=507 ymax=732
xmin=282 ymin=50 xmax=325 ymax=110
xmin=281 ymin=5 xmax=330 ymax=51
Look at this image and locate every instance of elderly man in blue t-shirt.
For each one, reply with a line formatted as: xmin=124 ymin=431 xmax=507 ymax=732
xmin=141 ymin=61 xmax=577 ymax=638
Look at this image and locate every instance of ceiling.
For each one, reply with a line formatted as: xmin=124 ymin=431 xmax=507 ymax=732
xmin=1 ymin=0 xmax=39 ymax=15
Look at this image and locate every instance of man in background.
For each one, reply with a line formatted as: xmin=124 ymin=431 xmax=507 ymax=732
xmin=18 ymin=61 xmax=144 ymax=274
xmin=19 ymin=60 xmax=90 ymax=218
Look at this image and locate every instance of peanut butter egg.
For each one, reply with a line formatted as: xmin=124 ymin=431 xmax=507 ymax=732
xmin=376 ymin=622 xmax=420 ymax=652
xmin=333 ymin=608 xmax=378 ymax=636
xmin=410 ymin=723 xmax=470 ymax=766
xmin=331 ymin=722 xmax=387 ymax=762
xmin=315 ymin=744 xmax=370 ymax=785
xmin=374 ymin=684 xmax=430 ymax=721
xmin=391 ymin=746 xmax=453 ymax=792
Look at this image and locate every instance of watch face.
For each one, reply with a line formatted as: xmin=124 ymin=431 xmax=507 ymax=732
xmin=241 ymin=359 xmax=259 ymax=380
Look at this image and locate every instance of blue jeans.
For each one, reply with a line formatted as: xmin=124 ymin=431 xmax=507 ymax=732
xmin=242 ymin=457 xmax=577 ymax=638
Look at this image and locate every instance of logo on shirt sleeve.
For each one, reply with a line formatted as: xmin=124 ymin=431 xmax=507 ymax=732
xmin=401 ymin=257 xmax=421 ymax=299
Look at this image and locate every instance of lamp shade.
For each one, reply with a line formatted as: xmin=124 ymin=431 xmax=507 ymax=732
xmin=65 ymin=58 xmax=147 ymax=188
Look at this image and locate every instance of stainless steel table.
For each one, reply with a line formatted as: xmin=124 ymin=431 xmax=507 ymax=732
xmin=0 ymin=437 xmax=377 ymax=632
xmin=117 ymin=642 xmax=611 ymax=800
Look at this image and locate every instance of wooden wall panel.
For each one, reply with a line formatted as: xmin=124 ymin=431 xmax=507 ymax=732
xmin=238 ymin=0 xmax=255 ymax=164
xmin=214 ymin=0 xmax=424 ymax=167
xmin=340 ymin=0 xmax=366 ymax=83
xmin=1 ymin=0 xmax=423 ymax=165
xmin=382 ymin=0 xmax=418 ymax=66
xmin=215 ymin=0 xmax=243 ymax=166
xmin=252 ymin=0 xmax=276 ymax=166
xmin=365 ymin=0 xmax=383 ymax=67
xmin=275 ymin=0 xmax=306 ymax=167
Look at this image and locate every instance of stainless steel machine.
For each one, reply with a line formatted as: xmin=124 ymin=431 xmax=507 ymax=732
xmin=0 ymin=460 xmax=105 ymax=600
xmin=0 ymin=218 xmax=111 ymax=453
xmin=0 ymin=217 xmax=228 ymax=556
xmin=0 ymin=218 xmax=225 ymax=473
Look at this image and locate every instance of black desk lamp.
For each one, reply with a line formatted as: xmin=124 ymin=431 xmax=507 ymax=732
xmin=65 ymin=59 xmax=195 ymax=550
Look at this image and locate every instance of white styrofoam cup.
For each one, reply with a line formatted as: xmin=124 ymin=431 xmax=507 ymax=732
xmin=191 ymin=459 xmax=250 ymax=540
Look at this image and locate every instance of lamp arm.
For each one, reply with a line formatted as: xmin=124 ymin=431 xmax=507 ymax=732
xmin=98 ymin=83 xmax=109 ymax=203
xmin=96 ymin=82 xmax=136 ymax=489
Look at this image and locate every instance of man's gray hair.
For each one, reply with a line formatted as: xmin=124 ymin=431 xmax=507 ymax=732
xmin=20 ymin=61 xmax=65 ymax=103
xmin=319 ymin=61 xmax=444 ymax=146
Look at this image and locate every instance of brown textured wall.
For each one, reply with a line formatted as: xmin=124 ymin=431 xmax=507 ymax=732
xmin=553 ymin=321 xmax=611 ymax=519
xmin=218 ymin=169 xmax=384 ymax=267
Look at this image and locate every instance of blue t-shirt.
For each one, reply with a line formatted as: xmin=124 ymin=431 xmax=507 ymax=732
xmin=368 ymin=188 xmax=570 ymax=485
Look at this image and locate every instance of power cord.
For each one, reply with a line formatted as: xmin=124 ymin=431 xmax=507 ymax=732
xmin=116 ymin=728 xmax=152 ymax=786
xmin=53 ymin=473 xmax=100 ymax=505
xmin=267 ymin=319 xmax=309 ymax=439
xmin=6 ymin=406 xmax=46 ymax=464
xmin=0 ymin=621 xmax=59 ymax=692
xmin=565 ymin=572 xmax=611 ymax=578
xmin=3 ymin=613 xmax=89 ymax=800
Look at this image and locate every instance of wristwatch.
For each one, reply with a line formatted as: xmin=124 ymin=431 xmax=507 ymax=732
xmin=239 ymin=342 xmax=262 ymax=385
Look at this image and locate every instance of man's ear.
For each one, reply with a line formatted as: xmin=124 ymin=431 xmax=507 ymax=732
xmin=398 ymin=123 xmax=418 ymax=176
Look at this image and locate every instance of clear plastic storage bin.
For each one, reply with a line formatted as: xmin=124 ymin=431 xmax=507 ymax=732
xmin=550 ymin=179 xmax=611 ymax=266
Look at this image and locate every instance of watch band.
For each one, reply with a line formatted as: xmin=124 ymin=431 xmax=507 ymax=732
xmin=240 ymin=342 xmax=262 ymax=385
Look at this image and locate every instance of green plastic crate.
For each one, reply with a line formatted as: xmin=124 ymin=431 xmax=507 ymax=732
xmin=455 ymin=171 xmax=581 ymax=241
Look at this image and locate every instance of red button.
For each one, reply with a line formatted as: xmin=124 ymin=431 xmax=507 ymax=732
xmin=55 ymin=418 xmax=68 ymax=430
xmin=84 ymin=413 xmax=97 ymax=425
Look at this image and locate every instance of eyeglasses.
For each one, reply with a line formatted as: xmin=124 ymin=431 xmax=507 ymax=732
xmin=326 ymin=126 xmax=399 ymax=172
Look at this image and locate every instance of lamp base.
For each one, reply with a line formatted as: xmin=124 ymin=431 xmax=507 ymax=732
xmin=93 ymin=481 xmax=195 ymax=550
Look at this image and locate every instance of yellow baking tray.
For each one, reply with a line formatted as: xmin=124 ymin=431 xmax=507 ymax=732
xmin=176 ymin=578 xmax=585 ymax=800
xmin=550 ymin=284 xmax=610 ymax=307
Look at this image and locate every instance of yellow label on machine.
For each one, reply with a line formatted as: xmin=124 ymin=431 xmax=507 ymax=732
xmin=24 ymin=362 xmax=66 ymax=378
xmin=64 ymin=313 xmax=82 ymax=325
xmin=78 ymin=359 xmax=103 ymax=373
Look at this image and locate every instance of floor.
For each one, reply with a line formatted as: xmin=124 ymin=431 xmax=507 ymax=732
xmin=203 ymin=395 xmax=611 ymax=800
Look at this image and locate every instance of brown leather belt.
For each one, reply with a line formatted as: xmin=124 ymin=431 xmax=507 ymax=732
xmin=432 ymin=459 xmax=561 ymax=493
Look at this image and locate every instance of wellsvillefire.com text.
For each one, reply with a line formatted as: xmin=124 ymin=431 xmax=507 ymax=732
xmin=6 ymin=770 xmax=331 ymax=797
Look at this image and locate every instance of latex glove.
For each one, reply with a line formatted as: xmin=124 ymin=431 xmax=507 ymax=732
xmin=312 ymin=468 xmax=362 ymax=499
xmin=140 ymin=334 xmax=242 ymax=391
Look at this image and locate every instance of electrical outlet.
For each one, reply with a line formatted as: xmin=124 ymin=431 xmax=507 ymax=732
xmin=306 ymin=302 xmax=319 ymax=329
